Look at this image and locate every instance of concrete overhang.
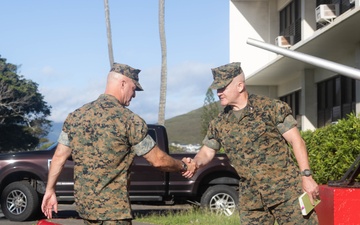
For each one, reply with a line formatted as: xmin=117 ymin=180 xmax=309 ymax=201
xmin=246 ymin=7 xmax=360 ymax=86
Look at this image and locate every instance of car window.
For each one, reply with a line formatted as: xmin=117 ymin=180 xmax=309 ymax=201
xmin=46 ymin=142 xmax=58 ymax=151
xmin=148 ymin=129 xmax=157 ymax=143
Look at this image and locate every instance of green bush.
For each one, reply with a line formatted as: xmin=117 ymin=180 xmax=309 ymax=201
xmin=301 ymin=113 xmax=360 ymax=184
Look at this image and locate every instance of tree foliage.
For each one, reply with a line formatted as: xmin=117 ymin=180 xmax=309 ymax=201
xmin=0 ymin=56 xmax=52 ymax=152
xmin=200 ymin=88 xmax=220 ymax=138
xmin=300 ymin=113 xmax=360 ymax=184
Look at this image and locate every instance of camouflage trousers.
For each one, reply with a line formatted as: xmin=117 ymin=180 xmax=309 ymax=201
xmin=83 ymin=219 xmax=132 ymax=225
xmin=239 ymin=196 xmax=318 ymax=225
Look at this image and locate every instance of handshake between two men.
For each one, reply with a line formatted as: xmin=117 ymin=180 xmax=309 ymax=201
xmin=181 ymin=145 xmax=216 ymax=179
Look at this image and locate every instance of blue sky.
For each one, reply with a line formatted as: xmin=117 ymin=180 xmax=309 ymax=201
xmin=1 ymin=0 xmax=229 ymax=124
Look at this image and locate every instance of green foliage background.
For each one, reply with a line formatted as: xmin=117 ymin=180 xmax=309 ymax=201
xmin=301 ymin=113 xmax=360 ymax=184
xmin=0 ymin=56 xmax=52 ymax=152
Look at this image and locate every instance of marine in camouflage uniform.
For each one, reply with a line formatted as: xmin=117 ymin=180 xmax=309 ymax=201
xmin=58 ymin=63 xmax=155 ymax=224
xmin=191 ymin=62 xmax=319 ymax=224
xmin=60 ymin=94 xmax=153 ymax=221
xmin=42 ymin=63 xmax=194 ymax=225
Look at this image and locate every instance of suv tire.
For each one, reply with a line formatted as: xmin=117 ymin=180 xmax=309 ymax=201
xmin=0 ymin=181 xmax=40 ymax=221
xmin=200 ymin=184 xmax=238 ymax=216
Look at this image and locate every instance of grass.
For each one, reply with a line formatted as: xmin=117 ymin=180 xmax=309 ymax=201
xmin=134 ymin=207 xmax=280 ymax=225
xmin=134 ymin=207 xmax=240 ymax=225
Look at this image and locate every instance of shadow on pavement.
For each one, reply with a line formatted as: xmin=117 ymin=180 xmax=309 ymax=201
xmin=50 ymin=203 xmax=192 ymax=219
xmin=0 ymin=203 xmax=192 ymax=225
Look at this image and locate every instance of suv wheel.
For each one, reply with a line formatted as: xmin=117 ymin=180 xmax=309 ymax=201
xmin=0 ymin=181 xmax=40 ymax=221
xmin=200 ymin=185 xmax=238 ymax=216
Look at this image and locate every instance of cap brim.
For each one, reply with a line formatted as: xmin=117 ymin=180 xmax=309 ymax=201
xmin=134 ymin=81 xmax=143 ymax=91
xmin=210 ymin=78 xmax=233 ymax=90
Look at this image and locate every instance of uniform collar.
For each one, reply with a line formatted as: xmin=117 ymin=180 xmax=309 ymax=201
xmin=99 ymin=94 xmax=123 ymax=106
xmin=224 ymin=93 xmax=255 ymax=121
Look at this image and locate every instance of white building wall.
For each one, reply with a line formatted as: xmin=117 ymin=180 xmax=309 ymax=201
xmin=230 ymin=0 xmax=309 ymax=100
xmin=230 ymin=0 xmax=360 ymax=128
xmin=277 ymin=0 xmax=291 ymax=10
xmin=301 ymin=70 xmax=317 ymax=131
xmin=357 ymin=81 xmax=360 ymax=115
xmin=356 ymin=43 xmax=360 ymax=114
xmin=229 ymin=0 xmax=278 ymax=77
xmin=301 ymin=0 xmax=316 ymax=40
xmin=247 ymin=85 xmax=278 ymax=98
xmin=278 ymin=74 xmax=301 ymax=97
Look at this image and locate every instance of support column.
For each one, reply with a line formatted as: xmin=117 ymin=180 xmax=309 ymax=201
xmin=356 ymin=43 xmax=360 ymax=115
xmin=301 ymin=0 xmax=316 ymax=40
xmin=301 ymin=69 xmax=317 ymax=130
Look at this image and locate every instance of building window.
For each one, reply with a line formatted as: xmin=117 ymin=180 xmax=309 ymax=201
xmin=279 ymin=0 xmax=301 ymax=45
xmin=280 ymin=90 xmax=301 ymax=119
xmin=317 ymin=76 xmax=356 ymax=127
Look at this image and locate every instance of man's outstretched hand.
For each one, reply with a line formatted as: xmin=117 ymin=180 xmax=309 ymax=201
xmin=182 ymin=157 xmax=197 ymax=178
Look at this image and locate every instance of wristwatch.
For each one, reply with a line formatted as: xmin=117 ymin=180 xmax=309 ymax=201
xmin=181 ymin=161 xmax=188 ymax=172
xmin=301 ymin=169 xmax=313 ymax=177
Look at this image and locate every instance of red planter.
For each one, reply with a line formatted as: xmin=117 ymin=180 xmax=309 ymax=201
xmin=37 ymin=219 xmax=62 ymax=225
xmin=316 ymin=185 xmax=360 ymax=225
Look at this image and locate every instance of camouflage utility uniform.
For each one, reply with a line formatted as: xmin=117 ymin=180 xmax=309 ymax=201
xmin=203 ymin=94 xmax=318 ymax=224
xmin=59 ymin=94 xmax=155 ymax=222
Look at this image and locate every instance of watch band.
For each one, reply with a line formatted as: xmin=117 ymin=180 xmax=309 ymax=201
xmin=181 ymin=161 xmax=188 ymax=172
xmin=301 ymin=169 xmax=313 ymax=177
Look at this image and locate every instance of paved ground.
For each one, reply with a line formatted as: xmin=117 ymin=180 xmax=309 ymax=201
xmin=0 ymin=203 xmax=191 ymax=225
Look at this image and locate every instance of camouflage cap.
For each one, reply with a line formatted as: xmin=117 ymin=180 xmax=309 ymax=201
xmin=210 ymin=62 xmax=243 ymax=89
xmin=110 ymin=63 xmax=143 ymax=91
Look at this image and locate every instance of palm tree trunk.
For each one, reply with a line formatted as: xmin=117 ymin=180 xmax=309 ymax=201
xmin=158 ymin=0 xmax=167 ymax=125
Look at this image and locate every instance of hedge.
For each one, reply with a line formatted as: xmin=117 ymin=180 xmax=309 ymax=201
xmin=300 ymin=113 xmax=360 ymax=185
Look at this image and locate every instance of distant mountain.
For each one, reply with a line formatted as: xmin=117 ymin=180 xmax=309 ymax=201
xmin=47 ymin=103 xmax=219 ymax=145
xmin=47 ymin=122 xmax=63 ymax=143
xmin=164 ymin=107 xmax=204 ymax=145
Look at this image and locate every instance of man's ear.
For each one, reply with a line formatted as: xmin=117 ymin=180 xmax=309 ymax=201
xmin=120 ymin=79 xmax=126 ymax=89
xmin=238 ymin=81 xmax=245 ymax=93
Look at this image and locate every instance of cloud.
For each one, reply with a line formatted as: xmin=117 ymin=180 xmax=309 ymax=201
xmin=41 ymin=66 xmax=56 ymax=76
xmin=131 ymin=61 xmax=215 ymax=123
xmin=43 ymin=79 xmax=105 ymax=123
xmin=41 ymin=61 xmax=216 ymax=124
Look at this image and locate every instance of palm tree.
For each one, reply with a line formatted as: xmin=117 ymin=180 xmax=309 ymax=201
xmin=158 ymin=0 xmax=167 ymax=126
xmin=104 ymin=0 xmax=114 ymax=67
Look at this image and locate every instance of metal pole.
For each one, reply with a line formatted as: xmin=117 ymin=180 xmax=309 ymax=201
xmin=246 ymin=38 xmax=360 ymax=80
xmin=104 ymin=0 xmax=114 ymax=68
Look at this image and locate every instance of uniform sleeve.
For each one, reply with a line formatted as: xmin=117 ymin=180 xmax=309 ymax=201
xmin=127 ymin=114 xmax=155 ymax=156
xmin=59 ymin=114 xmax=72 ymax=146
xmin=58 ymin=131 xmax=70 ymax=146
xmin=277 ymin=114 xmax=297 ymax=134
xmin=133 ymin=134 xmax=156 ymax=156
xmin=202 ymin=135 xmax=221 ymax=151
xmin=203 ymin=120 xmax=221 ymax=151
xmin=274 ymin=100 xmax=297 ymax=134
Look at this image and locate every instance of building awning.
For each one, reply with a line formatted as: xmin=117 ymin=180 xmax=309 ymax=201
xmin=246 ymin=7 xmax=360 ymax=86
